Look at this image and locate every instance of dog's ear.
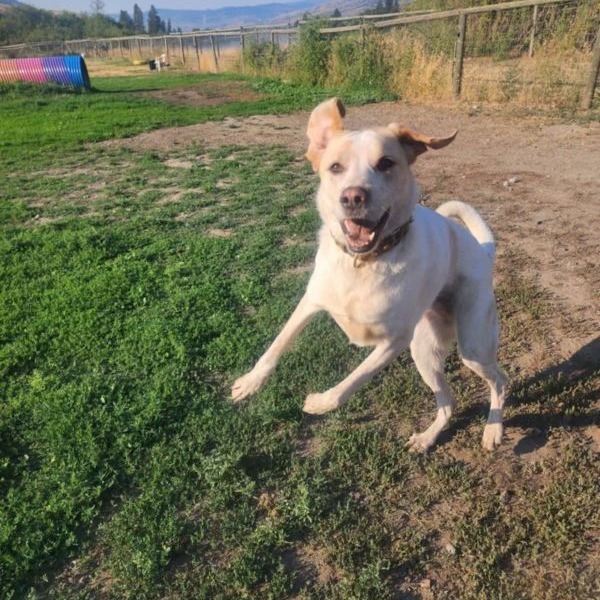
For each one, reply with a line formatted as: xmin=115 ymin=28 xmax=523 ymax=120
xmin=388 ymin=123 xmax=457 ymax=165
xmin=305 ymin=98 xmax=346 ymax=171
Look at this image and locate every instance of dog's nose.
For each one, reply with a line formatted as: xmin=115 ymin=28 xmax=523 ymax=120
xmin=340 ymin=186 xmax=369 ymax=209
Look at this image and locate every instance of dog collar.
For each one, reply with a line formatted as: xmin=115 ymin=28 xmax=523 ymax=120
xmin=332 ymin=218 xmax=413 ymax=268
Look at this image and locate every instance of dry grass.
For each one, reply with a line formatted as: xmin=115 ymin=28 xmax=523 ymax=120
xmin=386 ymin=32 xmax=454 ymax=103
xmin=462 ymin=47 xmax=592 ymax=108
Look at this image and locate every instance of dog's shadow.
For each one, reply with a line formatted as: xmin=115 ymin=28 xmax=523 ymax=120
xmin=441 ymin=336 xmax=599 ymax=454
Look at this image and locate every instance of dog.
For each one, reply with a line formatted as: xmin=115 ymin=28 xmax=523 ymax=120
xmin=232 ymin=98 xmax=508 ymax=451
xmin=155 ymin=53 xmax=169 ymax=71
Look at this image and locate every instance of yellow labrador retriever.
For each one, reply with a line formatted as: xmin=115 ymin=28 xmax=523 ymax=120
xmin=232 ymin=98 xmax=508 ymax=451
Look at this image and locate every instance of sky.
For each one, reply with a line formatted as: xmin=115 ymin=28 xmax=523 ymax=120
xmin=25 ymin=0 xmax=298 ymax=16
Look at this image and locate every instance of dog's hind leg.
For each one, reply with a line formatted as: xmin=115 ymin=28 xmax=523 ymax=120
xmin=456 ymin=290 xmax=508 ymax=450
xmin=461 ymin=358 xmax=508 ymax=450
xmin=406 ymin=309 xmax=455 ymax=453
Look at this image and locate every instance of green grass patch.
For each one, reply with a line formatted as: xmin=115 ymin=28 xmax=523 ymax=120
xmin=0 ymin=73 xmax=391 ymax=169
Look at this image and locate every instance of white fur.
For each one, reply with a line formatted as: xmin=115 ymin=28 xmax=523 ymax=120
xmin=232 ymin=99 xmax=508 ymax=451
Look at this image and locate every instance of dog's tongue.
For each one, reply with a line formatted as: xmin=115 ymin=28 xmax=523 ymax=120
xmin=344 ymin=219 xmax=374 ymax=245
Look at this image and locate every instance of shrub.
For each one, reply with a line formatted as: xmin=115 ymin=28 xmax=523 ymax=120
xmin=285 ymin=19 xmax=331 ymax=86
xmin=328 ymin=28 xmax=393 ymax=95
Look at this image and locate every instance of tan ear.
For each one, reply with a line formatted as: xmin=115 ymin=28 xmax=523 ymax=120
xmin=388 ymin=123 xmax=457 ymax=164
xmin=305 ymin=98 xmax=346 ymax=171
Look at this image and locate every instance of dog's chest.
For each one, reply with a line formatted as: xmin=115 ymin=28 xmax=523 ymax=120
xmin=330 ymin=311 xmax=388 ymax=347
xmin=312 ymin=267 xmax=397 ymax=346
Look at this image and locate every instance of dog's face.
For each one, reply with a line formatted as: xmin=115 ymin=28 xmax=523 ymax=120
xmin=306 ymin=98 xmax=456 ymax=255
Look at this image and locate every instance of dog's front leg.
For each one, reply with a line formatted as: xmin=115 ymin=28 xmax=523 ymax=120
xmin=232 ymin=294 xmax=320 ymax=403
xmin=303 ymin=338 xmax=406 ymax=414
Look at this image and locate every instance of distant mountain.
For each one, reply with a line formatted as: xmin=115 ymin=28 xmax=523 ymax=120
xmin=157 ymin=1 xmax=321 ymax=31
xmin=155 ymin=0 xmax=383 ymax=32
xmin=275 ymin=0 xmax=379 ymax=25
xmin=0 ymin=0 xmax=25 ymax=9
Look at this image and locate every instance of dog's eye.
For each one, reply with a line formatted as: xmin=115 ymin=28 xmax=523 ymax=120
xmin=375 ymin=157 xmax=395 ymax=172
xmin=329 ymin=162 xmax=344 ymax=174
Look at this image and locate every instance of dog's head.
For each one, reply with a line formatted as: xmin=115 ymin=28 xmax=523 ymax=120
xmin=306 ymin=98 xmax=457 ymax=256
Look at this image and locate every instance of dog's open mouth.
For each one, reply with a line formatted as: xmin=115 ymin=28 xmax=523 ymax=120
xmin=341 ymin=210 xmax=390 ymax=254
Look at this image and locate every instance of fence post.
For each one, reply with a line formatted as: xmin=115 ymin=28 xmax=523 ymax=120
xmin=360 ymin=17 xmax=366 ymax=79
xmin=194 ymin=35 xmax=201 ymax=70
xmin=581 ymin=25 xmax=600 ymax=109
xmin=240 ymin=27 xmax=245 ymax=72
xmin=179 ymin=35 xmax=185 ymax=65
xmin=529 ymin=3 xmax=538 ymax=57
xmin=210 ymin=34 xmax=219 ymax=72
xmin=453 ymin=12 xmax=467 ymax=98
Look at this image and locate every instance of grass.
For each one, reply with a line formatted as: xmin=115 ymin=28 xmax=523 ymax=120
xmin=1 ymin=73 xmax=598 ymax=599
xmin=0 ymin=73 xmax=390 ymax=168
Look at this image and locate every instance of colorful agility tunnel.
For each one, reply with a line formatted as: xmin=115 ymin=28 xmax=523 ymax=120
xmin=0 ymin=55 xmax=90 ymax=89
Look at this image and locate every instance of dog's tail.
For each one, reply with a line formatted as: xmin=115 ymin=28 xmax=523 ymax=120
xmin=436 ymin=200 xmax=496 ymax=263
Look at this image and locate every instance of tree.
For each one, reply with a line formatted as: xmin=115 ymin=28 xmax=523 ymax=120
xmin=118 ymin=10 xmax=134 ymax=33
xmin=147 ymin=5 xmax=163 ymax=35
xmin=166 ymin=18 xmax=172 ymax=34
xmin=85 ymin=13 xmax=121 ymax=37
xmin=332 ymin=8 xmax=342 ymax=18
xmin=90 ymin=0 xmax=105 ymax=14
xmin=0 ymin=3 xmax=126 ymax=44
xmin=133 ymin=3 xmax=144 ymax=33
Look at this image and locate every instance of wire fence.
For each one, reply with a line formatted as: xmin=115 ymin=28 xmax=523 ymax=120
xmin=0 ymin=0 xmax=598 ymax=108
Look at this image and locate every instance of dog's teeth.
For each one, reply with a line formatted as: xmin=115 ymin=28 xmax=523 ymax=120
xmin=369 ymin=231 xmax=375 ymax=241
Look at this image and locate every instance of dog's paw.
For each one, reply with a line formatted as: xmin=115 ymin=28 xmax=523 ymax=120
xmin=231 ymin=370 xmax=267 ymax=403
xmin=481 ymin=423 xmax=503 ymax=451
xmin=405 ymin=432 xmax=434 ymax=453
xmin=303 ymin=391 xmax=340 ymax=415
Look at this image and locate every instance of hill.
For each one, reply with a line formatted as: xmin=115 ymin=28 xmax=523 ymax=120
xmin=156 ymin=0 xmax=379 ymax=31
xmin=157 ymin=1 xmax=320 ymax=30
xmin=0 ymin=0 xmax=23 ymax=12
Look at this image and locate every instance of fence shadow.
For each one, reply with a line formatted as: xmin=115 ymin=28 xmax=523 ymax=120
xmin=506 ymin=335 xmax=599 ymax=455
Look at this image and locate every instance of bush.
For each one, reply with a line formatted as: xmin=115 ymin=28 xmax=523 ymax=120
xmin=285 ymin=19 xmax=331 ymax=86
xmin=328 ymin=29 xmax=393 ymax=95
